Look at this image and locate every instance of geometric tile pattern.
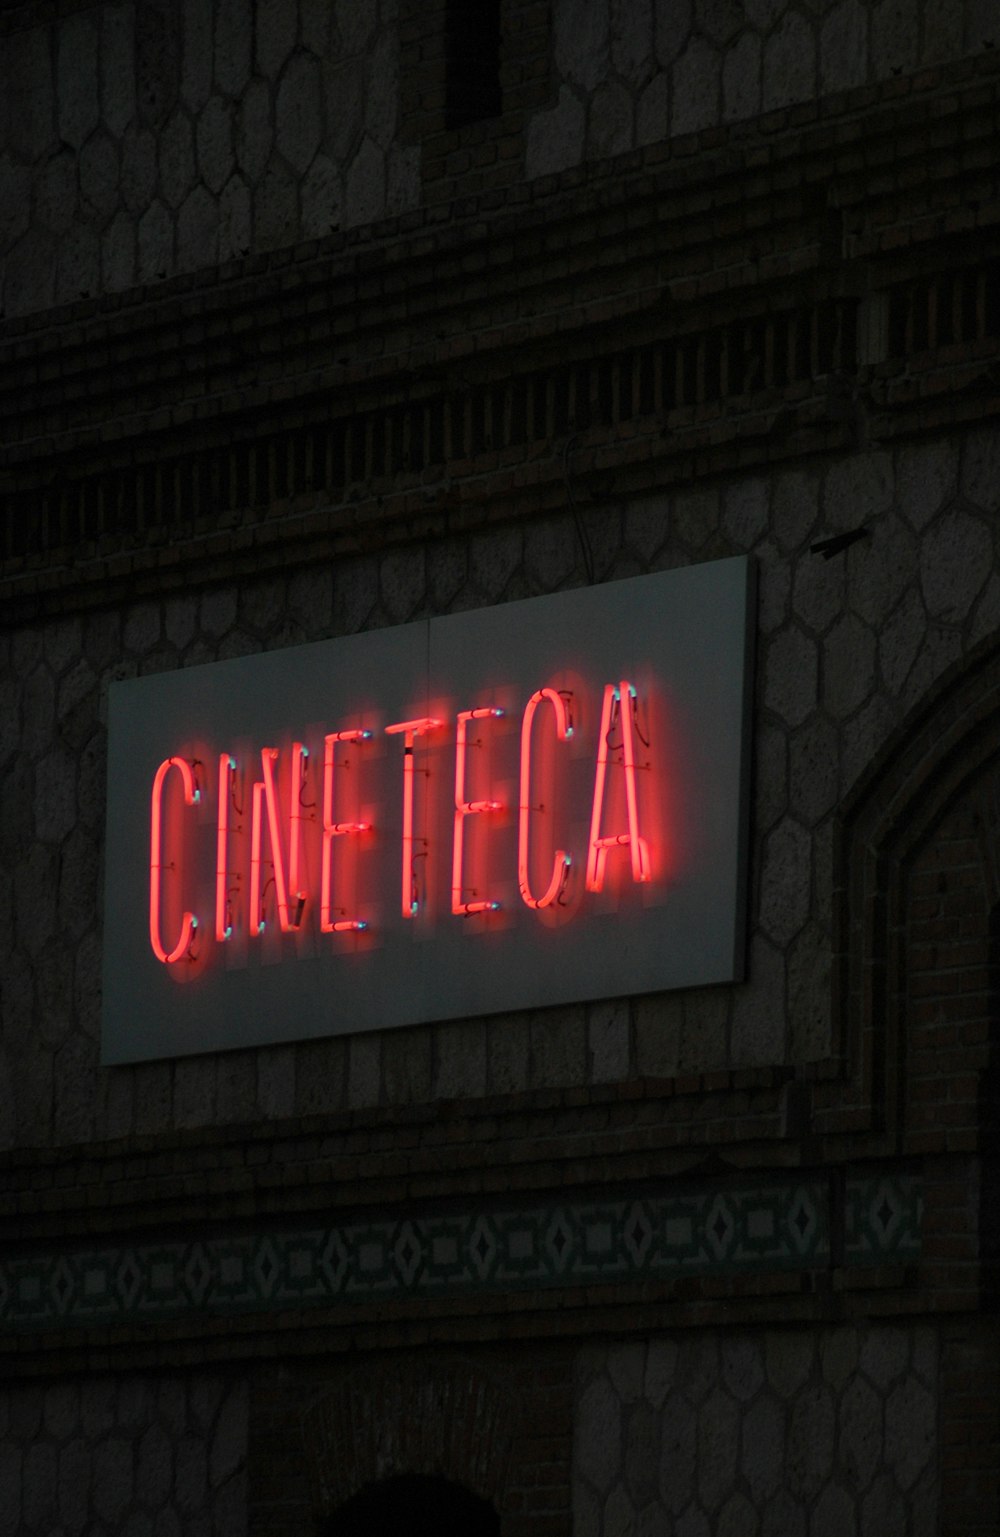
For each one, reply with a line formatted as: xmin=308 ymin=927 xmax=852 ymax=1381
xmin=844 ymin=1173 xmax=923 ymax=1265
xmin=0 ymin=1176 xmax=920 ymax=1334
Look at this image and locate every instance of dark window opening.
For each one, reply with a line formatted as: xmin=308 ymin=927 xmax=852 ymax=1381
xmin=445 ymin=0 xmax=502 ymax=129
xmin=320 ymin=1472 xmax=500 ymax=1537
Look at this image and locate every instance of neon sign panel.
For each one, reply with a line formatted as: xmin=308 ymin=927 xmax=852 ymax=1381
xmin=102 ymin=559 xmax=754 ymax=1064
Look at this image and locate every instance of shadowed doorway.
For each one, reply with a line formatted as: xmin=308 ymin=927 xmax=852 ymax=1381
xmin=319 ymin=1472 xmax=501 ymax=1537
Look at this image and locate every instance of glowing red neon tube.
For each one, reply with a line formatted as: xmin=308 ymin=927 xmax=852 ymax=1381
xmin=149 ymin=756 xmax=200 ymax=964
xmin=215 ymin=753 xmax=236 ymax=942
xmin=250 ymin=743 xmax=309 ymax=934
xmin=321 ymin=729 xmax=372 ymax=934
xmin=518 ymin=688 xmax=573 ymax=910
xmin=385 ymin=716 xmax=443 ymax=918
xmin=452 ymin=706 xmax=504 ymax=916
xmin=586 ymin=681 xmax=651 ymax=892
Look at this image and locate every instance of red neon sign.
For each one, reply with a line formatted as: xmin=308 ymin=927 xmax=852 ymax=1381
xmin=321 ymin=729 xmax=372 ymax=934
xmin=518 ymin=688 xmax=573 ymax=910
xmin=249 ymin=743 xmax=310 ymax=934
xmin=385 ymin=716 xmax=444 ymax=918
xmin=149 ymin=756 xmax=200 ymax=964
xmin=452 ymin=706 xmax=504 ymax=915
xmin=148 ymin=685 xmax=658 ymax=959
xmin=586 ymin=681 xmax=651 ymax=892
xmin=215 ymin=753 xmax=237 ymax=942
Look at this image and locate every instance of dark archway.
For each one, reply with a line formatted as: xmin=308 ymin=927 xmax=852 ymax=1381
xmin=319 ymin=1472 xmax=500 ymax=1537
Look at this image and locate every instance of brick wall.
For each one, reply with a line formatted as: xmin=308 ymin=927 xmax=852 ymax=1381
xmin=3 ymin=3 xmax=1000 ymax=1533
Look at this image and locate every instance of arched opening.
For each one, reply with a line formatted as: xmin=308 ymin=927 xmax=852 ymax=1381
xmin=319 ymin=1472 xmax=500 ymax=1537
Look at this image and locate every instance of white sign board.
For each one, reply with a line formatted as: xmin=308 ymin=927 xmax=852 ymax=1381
xmin=101 ymin=558 xmax=754 ymax=1063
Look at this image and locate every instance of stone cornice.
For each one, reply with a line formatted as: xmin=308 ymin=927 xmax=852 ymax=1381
xmin=1 ymin=52 xmax=999 ymax=623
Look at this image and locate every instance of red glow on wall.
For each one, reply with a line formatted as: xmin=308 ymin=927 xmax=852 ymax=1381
xmin=518 ymin=688 xmax=573 ymax=910
xmin=149 ymin=756 xmax=200 ymax=964
xmin=385 ymin=717 xmax=444 ymax=917
xmin=321 ymin=729 xmax=372 ymax=934
xmin=586 ymin=681 xmax=651 ymax=892
xmin=452 ymin=706 xmax=504 ymax=915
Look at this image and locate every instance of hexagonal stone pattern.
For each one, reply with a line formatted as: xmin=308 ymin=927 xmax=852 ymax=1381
xmin=573 ymin=1326 xmax=938 ymax=1532
xmin=1 ymin=1 xmax=994 ymax=317
xmin=0 ymin=0 xmax=411 ymax=319
xmin=525 ymin=0 xmax=993 ymax=181
xmin=1 ymin=1374 xmax=246 ymax=1534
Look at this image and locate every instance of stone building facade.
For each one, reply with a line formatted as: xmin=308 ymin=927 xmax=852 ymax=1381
xmin=1 ymin=0 xmax=1000 ymax=1532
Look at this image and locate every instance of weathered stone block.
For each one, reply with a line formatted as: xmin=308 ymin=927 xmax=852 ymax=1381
xmin=137 ymin=198 xmax=174 ymax=283
xmin=722 ymin=30 xmax=761 ymax=122
xmin=386 ymin=142 xmax=420 ymax=215
xmin=587 ymin=998 xmax=630 ymax=1082
xmin=301 ymin=152 xmax=341 ymax=236
xmin=433 ymin=1019 xmax=487 ymax=1099
xmin=34 ymin=748 xmax=76 ymax=845
xmin=219 ymin=171 xmax=251 ymax=258
xmin=786 ymin=1383 xmax=834 ymax=1500
xmin=210 ymin=1382 xmax=247 ymax=1487
xmin=773 ymin=470 xmax=819 ymax=555
xmin=176 ymin=1434 xmax=208 ymax=1515
xmin=486 ymin=1011 xmax=530 ymax=1093
xmin=256 ymin=1045 xmax=296 ymax=1118
xmin=57 ymin=1439 xmax=89 ymax=1536
xmin=813 ymin=1483 xmax=856 ymax=1537
xmin=379 ymin=546 xmax=426 ymax=623
xmin=763 ymin=624 xmax=817 ymax=727
xmin=765 ymin=1329 xmax=813 ymax=1398
xmin=919 ymin=507 xmax=991 ymax=623
xmin=759 ymin=816 xmax=811 ymax=946
xmin=885 ymin=1376 xmax=934 ymax=1492
xmin=871 ymin=0 xmax=919 ymax=76
xmin=214 ymin=0 xmax=252 ymax=99
xmin=180 ymin=0 xmax=213 ymax=112
xmin=839 ymin=1373 xmax=881 ymax=1492
xmin=587 ymin=79 xmax=633 ymax=158
xmin=5 ymin=228 xmax=56 ymax=318
xmin=671 ymin=36 xmax=721 ymax=135
xmin=178 ymin=184 xmax=218 ymax=270
xmin=658 ymin=1389 xmax=697 ymax=1513
xmin=654 ymin=0 xmax=692 ymax=66
xmin=576 ymin=1373 xmax=622 ymax=1496
xmin=6 ymin=26 xmax=54 ymax=163
xmin=741 ymin=1391 xmax=784 ymax=1502
xmin=80 ymin=129 xmax=120 ymax=222
xmin=762 ymin=9 xmax=816 ymax=112
xmin=159 ymin=109 xmax=196 ymax=208
xmin=345 ymin=1030 xmax=380 ymax=1106
xmin=698 ymin=1386 xmax=739 ymax=1512
xmin=611 ymin=0 xmax=653 ymax=83
xmin=35 ymin=148 xmax=78 ymax=236
xmin=276 ymin=52 xmax=323 ymax=174
xmin=55 ymin=222 xmax=101 ymax=304
xmin=526 ymin=85 xmax=586 ymax=179
xmin=102 ymin=211 xmax=137 ymax=292
xmin=635 ymin=72 xmax=669 ymax=145
xmin=93 ymin=1437 xmax=134 ymax=1526
xmin=823 ymin=613 xmax=876 ymax=718
xmin=23 ymin=1442 xmax=58 ymax=1531
xmin=365 ymin=30 xmax=399 ymax=148
xmin=255 ymin=155 xmax=297 ymax=247
xmin=823 ymin=449 xmax=893 ymax=530
xmin=819 ymin=0 xmax=867 ymax=94
xmin=194 ymin=96 xmax=234 ymax=195
xmin=721 ymin=1336 xmax=764 ymax=1403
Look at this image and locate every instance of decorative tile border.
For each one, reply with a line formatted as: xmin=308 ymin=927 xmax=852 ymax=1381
xmin=0 ymin=1176 xmax=920 ymax=1333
